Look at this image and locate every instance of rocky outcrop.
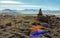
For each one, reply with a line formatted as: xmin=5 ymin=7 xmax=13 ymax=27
xmin=0 ymin=14 xmax=60 ymax=38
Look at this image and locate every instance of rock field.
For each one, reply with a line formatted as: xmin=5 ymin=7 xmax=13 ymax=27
xmin=0 ymin=14 xmax=60 ymax=38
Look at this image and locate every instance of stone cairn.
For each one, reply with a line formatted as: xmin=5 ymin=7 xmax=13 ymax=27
xmin=37 ymin=9 xmax=48 ymax=23
xmin=37 ymin=8 xmax=43 ymax=20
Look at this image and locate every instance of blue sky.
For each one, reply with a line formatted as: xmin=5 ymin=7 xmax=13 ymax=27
xmin=0 ymin=0 xmax=60 ymax=10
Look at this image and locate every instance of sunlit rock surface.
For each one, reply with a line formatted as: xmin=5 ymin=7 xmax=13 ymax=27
xmin=0 ymin=14 xmax=60 ymax=38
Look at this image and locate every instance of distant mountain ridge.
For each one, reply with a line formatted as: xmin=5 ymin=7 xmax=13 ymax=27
xmin=0 ymin=9 xmax=60 ymax=15
xmin=2 ymin=9 xmax=17 ymax=13
xmin=0 ymin=9 xmax=20 ymax=15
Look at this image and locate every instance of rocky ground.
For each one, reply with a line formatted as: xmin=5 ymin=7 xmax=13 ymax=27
xmin=0 ymin=14 xmax=60 ymax=38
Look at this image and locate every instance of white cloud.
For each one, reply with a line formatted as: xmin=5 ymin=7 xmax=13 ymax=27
xmin=0 ymin=1 xmax=24 ymax=4
xmin=0 ymin=4 xmax=60 ymax=10
xmin=0 ymin=5 xmax=40 ymax=10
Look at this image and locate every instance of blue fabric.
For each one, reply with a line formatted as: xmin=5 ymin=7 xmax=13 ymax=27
xmin=29 ymin=30 xmax=45 ymax=38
